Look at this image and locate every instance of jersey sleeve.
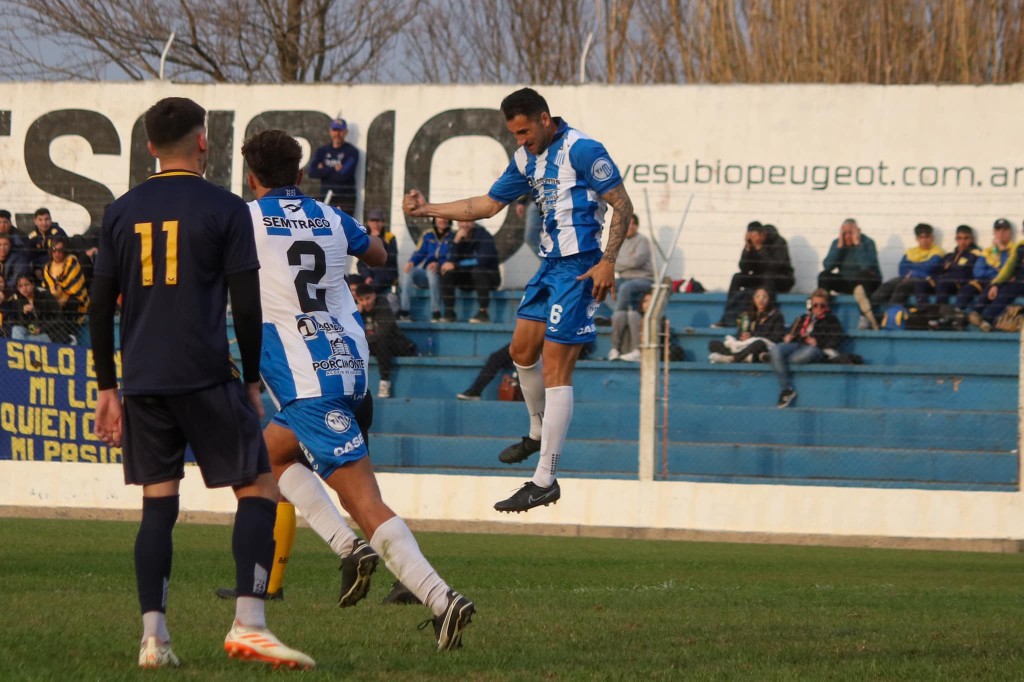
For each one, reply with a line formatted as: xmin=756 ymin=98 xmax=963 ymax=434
xmin=342 ymin=214 xmax=371 ymax=255
xmin=487 ymin=159 xmax=531 ymax=204
xmin=92 ymin=206 xmax=118 ymax=279
xmin=222 ymin=199 xmax=261 ymax=275
xmin=570 ymin=139 xmax=623 ymax=195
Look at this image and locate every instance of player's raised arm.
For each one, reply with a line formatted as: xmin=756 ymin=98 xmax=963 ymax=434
xmin=403 ymin=189 xmax=506 ymax=222
xmin=577 ymin=182 xmax=634 ymax=303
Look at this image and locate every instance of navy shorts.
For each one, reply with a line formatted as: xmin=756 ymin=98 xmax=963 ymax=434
xmin=122 ymin=381 xmax=270 ymax=488
xmin=517 ymin=250 xmax=601 ymax=344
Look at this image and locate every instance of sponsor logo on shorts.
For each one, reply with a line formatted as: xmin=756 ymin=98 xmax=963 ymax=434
xmin=591 ymin=157 xmax=614 ymax=181
xmin=333 ymin=433 xmax=365 ymax=456
xmin=548 ymin=326 xmax=558 ymax=333
xmin=325 ymin=410 xmax=351 ymax=433
xmin=576 ymin=324 xmax=596 ymax=335
xmin=586 ymin=301 xmax=599 ymax=318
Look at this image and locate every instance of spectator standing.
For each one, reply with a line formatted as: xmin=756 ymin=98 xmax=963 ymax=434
xmin=0 ymin=233 xmax=30 ymax=283
xmin=397 ymin=217 xmax=453 ymax=322
xmin=612 ymin=214 xmax=654 ymax=313
xmin=307 ymin=118 xmax=359 ymax=215
xmin=356 ymin=283 xmax=417 ymax=398
xmin=715 ymin=221 xmax=795 ymax=327
xmin=933 ymin=225 xmax=981 ymax=303
xmin=957 ymin=218 xmax=1014 ymax=315
xmin=869 ymin=223 xmax=945 ymax=313
xmin=708 ymin=287 xmax=785 ymax=363
xmin=441 ymin=220 xmax=501 ymax=323
xmin=0 ymin=209 xmax=30 ymax=254
xmin=42 ymin=235 xmax=90 ymax=345
xmin=8 ymin=273 xmax=64 ymax=342
xmin=27 ymin=207 xmax=68 ymax=275
xmin=357 ymin=208 xmax=399 ymax=309
xmin=769 ymin=289 xmax=844 ymax=408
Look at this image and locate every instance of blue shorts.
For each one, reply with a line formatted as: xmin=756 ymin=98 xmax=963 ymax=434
xmin=518 ymin=251 xmax=601 ymax=344
xmin=271 ymin=393 xmax=368 ymax=479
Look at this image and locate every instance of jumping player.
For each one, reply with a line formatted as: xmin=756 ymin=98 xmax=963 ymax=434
xmin=403 ymin=88 xmax=633 ymax=513
xmin=241 ymin=129 xmax=474 ymax=651
xmin=89 ymin=97 xmax=314 ymax=669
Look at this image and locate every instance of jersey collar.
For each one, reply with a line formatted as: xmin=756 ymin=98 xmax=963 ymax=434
xmin=148 ymin=169 xmax=203 ymax=180
xmin=264 ymin=186 xmax=306 ymax=199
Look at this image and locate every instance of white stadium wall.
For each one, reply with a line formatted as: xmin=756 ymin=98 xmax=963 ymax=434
xmin=2 ymin=82 xmax=1023 ymax=548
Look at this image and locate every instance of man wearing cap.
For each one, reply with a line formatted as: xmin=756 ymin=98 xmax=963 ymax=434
xmin=957 ymin=218 xmax=1014 ymax=316
xmin=971 ymin=220 xmax=1024 ymax=331
xmin=307 ymin=118 xmax=359 ymax=215
xmin=933 ymin=225 xmax=982 ymax=303
xmin=869 ymin=223 xmax=944 ymax=312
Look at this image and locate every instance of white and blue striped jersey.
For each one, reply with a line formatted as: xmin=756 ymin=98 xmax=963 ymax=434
xmin=488 ymin=118 xmax=622 ymax=258
xmin=248 ymin=186 xmax=371 ymax=407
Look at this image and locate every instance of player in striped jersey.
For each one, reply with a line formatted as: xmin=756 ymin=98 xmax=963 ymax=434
xmin=404 ymin=87 xmax=634 ymax=513
xmin=242 ymin=130 xmax=474 ymax=651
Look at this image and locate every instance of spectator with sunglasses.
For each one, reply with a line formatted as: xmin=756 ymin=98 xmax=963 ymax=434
xmin=767 ymin=288 xmax=844 ymax=408
xmin=42 ymin=235 xmax=90 ymax=345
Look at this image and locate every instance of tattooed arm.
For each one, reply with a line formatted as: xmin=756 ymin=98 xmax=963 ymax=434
xmin=403 ymin=189 xmax=506 ymax=221
xmin=576 ymin=183 xmax=634 ymax=303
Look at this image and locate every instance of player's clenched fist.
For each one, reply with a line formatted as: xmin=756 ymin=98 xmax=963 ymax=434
xmin=403 ymin=189 xmax=426 ymax=216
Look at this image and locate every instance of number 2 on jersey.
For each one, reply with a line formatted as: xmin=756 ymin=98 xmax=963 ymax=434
xmin=134 ymin=221 xmax=178 ymax=286
xmin=288 ymin=241 xmax=328 ymax=312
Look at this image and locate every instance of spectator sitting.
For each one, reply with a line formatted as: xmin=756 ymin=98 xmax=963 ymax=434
xmin=0 ymin=273 xmax=11 ymax=336
xmin=0 ymin=233 xmax=30 ymax=284
xmin=357 ymin=208 xmax=399 ymax=311
xmin=8 ymin=274 xmax=66 ymax=343
xmin=397 ymin=217 xmax=453 ymax=322
xmin=457 ymin=341 xmax=594 ymax=401
xmin=441 ymin=220 xmax=501 ymax=323
xmin=608 ymin=291 xmax=683 ymax=362
xmin=707 ymin=287 xmax=785 ymax=363
xmin=932 ymin=225 xmax=982 ymax=304
xmin=355 ymin=283 xmax=417 ymax=398
xmin=27 ymin=207 xmax=68 ymax=277
xmin=868 ymin=222 xmax=944 ymax=317
xmin=969 ymin=231 xmax=1024 ymax=332
xmin=956 ymin=218 xmax=1014 ymax=316
xmin=769 ymin=289 xmax=844 ymax=408
xmin=819 ymin=218 xmax=882 ymax=330
xmin=714 ymin=221 xmax=795 ymax=327
xmin=307 ymin=117 xmax=359 ymax=215
xmin=0 ymin=209 xmax=30 ymax=256
xmin=612 ymin=214 xmax=654 ymax=313
xmin=42 ymin=235 xmax=90 ymax=345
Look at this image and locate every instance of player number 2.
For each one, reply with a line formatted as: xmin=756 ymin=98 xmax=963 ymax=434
xmin=134 ymin=221 xmax=178 ymax=286
xmin=549 ymin=305 xmax=563 ymax=324
xmin=287 ymin=241 xmax=328 ymax=312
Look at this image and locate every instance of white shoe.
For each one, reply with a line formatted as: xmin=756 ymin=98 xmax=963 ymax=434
xmin=606 ymin=348 xmax=621 ymax=361
xmin=377 ymin=380 xmax=391 ymax=398
xmin=708 ymin=352 xmax=735 ymax=364
xmin=138 ymin=636 xmax=180 ymax=668
xmin=619 ymin=349 xmax=641 ymax=362
xmin=224 ymin=621 xmax=315 ymax=670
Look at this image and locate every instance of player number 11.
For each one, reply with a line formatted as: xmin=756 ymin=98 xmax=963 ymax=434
xmin=134 ymin=221 xmax=179 ymax=286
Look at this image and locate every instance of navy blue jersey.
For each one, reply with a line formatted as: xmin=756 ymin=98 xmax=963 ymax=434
xmin=93 ymin=171 xmax=259 ymax=394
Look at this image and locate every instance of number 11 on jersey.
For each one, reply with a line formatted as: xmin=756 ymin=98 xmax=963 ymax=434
xmin=134 ymin=221 xmax=179 ymax=286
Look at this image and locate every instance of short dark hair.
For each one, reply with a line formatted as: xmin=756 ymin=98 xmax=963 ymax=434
xmin=241 ymin=129 xmax=303 ymax=190
xmin=50 ymin=235 xmax=68 ymax=250
xmin=34 ymin=207 xmax=50 ymax=218
xmin=0 ymin=234 xmax=11 ymax=243
xmin=0 ymin=209 xmax=11 ymax=220
xmin=500 ymin=88 xmax=549 ymax=121
xmin=144 ymin=97 xmax=206 ymax=150
xmin=355 ymin=283 xmax=375 ymax=297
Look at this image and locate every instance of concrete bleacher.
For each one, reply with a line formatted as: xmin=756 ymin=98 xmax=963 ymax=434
xmin=249 ymin=287 xmax=1020 ymax=492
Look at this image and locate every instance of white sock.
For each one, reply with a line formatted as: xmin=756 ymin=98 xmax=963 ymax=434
xmin=515 ymin=361 xmax=545 ymax=441
xmin=369 ymin=516 xmax=450 ymax=617
xmin=533 ymin=386 xmax=573 ymax=488
xmin=234 ymin=596 xmax=266 ymax=629
xmin=141 ymin=611 xmax=170 ymax=643
xmin=279 ymin=463 xmax=358 ymax=558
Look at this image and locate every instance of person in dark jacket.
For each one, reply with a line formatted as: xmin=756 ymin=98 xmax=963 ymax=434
xmin=357 ymin=208 xmax=399 ymax=309
xmin=397 ymin=217 xmax=453 ymax=321
xmin=8 ymin=273 xmax=67 ymax=343
xmin=715 ymin=221 xmax=795 ymax=327
xmin=818 ymin=218 xmax=882 ymax=301
xmin=306 ymin=118 xmax=359 ymax=214
xmin=769 ymin=288 xmax=844 ymax=408
xmin=932 ymin=224 xmax=982 ymax=303
xmin=708 ymin=287 xmax=785 ymax=363
xmin=355 ymin=284 xmax=416 ymax=398
xmin=440 ymin=220 xmax=501 ymax=323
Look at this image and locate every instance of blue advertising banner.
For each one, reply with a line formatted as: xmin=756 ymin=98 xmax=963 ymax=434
xmin=0 ymin=338 xmax=122 ymax=463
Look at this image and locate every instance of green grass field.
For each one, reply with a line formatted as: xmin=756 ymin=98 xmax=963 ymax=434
xmin=2 ymin=518 xmax=1024 ymax=680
